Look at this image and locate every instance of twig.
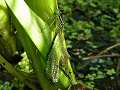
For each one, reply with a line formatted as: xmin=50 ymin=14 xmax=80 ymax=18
xmin=83 ymin=54 xmax=120 ymax=60
xmin=98 ymin=43 xmax=120 ymax=55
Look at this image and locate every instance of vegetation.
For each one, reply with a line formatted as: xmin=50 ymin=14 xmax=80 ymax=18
xmin=0 ymin=0 xmax=76 ymax=90
xmin=0 ymin=0 xmax=120 ymax=90
xmin=58 ymin=0 xmax=120 ymax=89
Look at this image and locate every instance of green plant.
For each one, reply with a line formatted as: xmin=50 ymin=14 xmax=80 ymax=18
xmin=0 ymin=0 xmax=77 ymax=90
xmin=58 ymin=0 xmax=120 ymax=89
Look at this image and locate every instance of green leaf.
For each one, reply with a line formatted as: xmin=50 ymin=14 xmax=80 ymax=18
xmin=5 ymin=0 xmax=77 ymax=89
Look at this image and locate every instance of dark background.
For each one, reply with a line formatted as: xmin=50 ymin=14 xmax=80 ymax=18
xmin=58 ymin=0 xmax=120 ymax=89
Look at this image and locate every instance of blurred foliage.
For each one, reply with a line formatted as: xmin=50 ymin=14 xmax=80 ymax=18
xmin=16 ymin=52 xmax=33 ymax=73
xmin=0 ymin=79 xmax=24 ymax=90
xmin=58 ymin=0 xmax=120 ymax=89
xmin=0 ymin=0 xmax=120 ymax=89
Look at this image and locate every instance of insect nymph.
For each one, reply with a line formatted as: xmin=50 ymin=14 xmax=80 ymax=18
xmin=45 ymin=10 xmax=66 ymax=82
